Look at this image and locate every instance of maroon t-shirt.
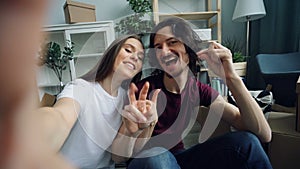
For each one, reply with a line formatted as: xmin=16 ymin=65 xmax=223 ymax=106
xmin=135 ymin=72 xmax=219 ymax=152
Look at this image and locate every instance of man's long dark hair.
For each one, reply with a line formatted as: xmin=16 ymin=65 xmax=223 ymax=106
xmin=148 ymin=17 xmax=203 ymax=77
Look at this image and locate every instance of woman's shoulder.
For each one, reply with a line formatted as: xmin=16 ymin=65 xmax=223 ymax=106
xmin=69 ymin=78 xmax=93 ymax=87
xmin=62 ymin=79 xmax=96 ymax=94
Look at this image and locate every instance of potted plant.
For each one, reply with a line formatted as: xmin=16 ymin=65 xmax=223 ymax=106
xmin=38 ymin=40 xmax=75 ymax=92
xmin=115 ymin=0 xmax=154 ymax=36
xmin=222 ymin=37 xmax=247 ymax=76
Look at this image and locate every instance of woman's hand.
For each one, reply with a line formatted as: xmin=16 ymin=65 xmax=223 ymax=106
xmin=197 ymin=41 xmax=237 ymax=80
xmin=121 ymin=82 xmax=160 ymax=136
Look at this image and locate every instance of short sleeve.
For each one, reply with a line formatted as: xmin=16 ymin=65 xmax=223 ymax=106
xmin=198 ymin=81 xmax=219 ymax=107
xmin=57 ymin=79 xmax=91 ymax=109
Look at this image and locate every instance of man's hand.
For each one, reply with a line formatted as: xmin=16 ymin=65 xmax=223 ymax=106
xmin=197 ymin=41 xmax=236 ymax=80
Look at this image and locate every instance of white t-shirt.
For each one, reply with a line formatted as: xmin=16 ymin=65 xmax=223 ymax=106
xmin=57 ymin=79 xmax=125 ymax=169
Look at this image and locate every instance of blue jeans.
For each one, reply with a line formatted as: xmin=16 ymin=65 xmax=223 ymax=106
xmin=127 ymin=131 xmax=272 ymax=169
xmin=127 ymin=147 xmax=181 ymax=169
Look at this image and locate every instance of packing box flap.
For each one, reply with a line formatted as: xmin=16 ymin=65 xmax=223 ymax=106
xmin=64 ymin=0 xmax=95 ymax=10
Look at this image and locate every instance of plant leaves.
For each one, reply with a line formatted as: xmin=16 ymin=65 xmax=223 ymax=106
xmin=38 ymin=40 xmax=74 ymax=81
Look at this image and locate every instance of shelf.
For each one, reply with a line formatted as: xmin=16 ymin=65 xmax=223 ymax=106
xmin=43 ymin=21 xmax=114 ymax=32
xmin=159 ymin=11 xmax=218 ymax=21
xmin=74 ymin=53 xmax=103 ymax=58
xmin=38 ymin=83 xmax=61 ymax=88
xmin=152 ymin=0 xmax=222 ymax=42
xmin=37 ymin=21 xmax=115 ymax=98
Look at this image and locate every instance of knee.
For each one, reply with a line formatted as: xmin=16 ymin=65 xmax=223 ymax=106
xmin=238 ymin=132 xmax=261 ymax=146
xmin=233 ymin=132 xmax=271 ymax=168
xmin=233 ymin=132 xmax=265 ymax=154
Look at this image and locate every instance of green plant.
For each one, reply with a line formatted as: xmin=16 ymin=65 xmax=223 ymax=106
xmin=115 ymin=0 xmax=154 ymax=35
xmin=39 ymin=40 xmax=74 ymax=91
xmin=222 ymin=37 xmax=246 ymax=63
xmin=232 ymin=51 xmax=246 ymax=63
xmin=127 ymin=0 xmax=152 ymax=13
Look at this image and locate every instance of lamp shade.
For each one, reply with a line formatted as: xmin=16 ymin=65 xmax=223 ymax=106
xmin=232 ymin=0 xmax=266 ymax=22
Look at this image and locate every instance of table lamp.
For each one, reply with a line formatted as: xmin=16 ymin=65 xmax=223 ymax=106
xmin=232 ymin=0 xmax=266 ymax=56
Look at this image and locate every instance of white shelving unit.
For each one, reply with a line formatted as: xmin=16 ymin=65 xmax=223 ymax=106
xmin=152 ymin=0 xmax=221 ymax=42
xmin=37 ymin=21 xmax=115 ymax=96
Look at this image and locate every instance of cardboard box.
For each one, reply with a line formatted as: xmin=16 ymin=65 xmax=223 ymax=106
xmin=64 ymin=0 xmax=96 ymax=24
xmin=40 ymin=93 xmax=56 ymax=107
xmin=193 ymin=29 xmax=212 ymax=41
xmin=267 ymin=112 xmax=300 ymax=169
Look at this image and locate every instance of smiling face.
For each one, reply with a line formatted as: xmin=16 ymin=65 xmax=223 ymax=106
xmin=153 ymin=26 xmax=189 ymax=78
xmin=113 ymin=38 xmax=144 ymax=81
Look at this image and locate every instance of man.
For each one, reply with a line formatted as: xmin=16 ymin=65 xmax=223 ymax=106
xmin=127 ymin=17 xmax=272 ymax=169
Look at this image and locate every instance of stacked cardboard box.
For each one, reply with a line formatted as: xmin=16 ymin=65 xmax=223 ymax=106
xmin=64 ymin=0 xmax=96 ymax=24
xmin=267 ymin=112 xmax=300 ymax=169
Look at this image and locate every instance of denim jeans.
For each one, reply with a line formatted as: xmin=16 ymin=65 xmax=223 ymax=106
xmin=127 ymin=147 xmax=181 ymax=169
xmin=127 ymin=131 xmax=272 ymax=169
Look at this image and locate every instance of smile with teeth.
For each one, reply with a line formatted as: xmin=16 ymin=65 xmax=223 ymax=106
xmin=161 ymin=55 xmax=179 ymax=66
xmin=124 ymin=61 xmax=135 ymax=70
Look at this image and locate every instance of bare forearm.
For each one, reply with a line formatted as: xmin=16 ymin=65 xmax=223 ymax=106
xmin=226 ymin=75 xmax=271 ymax=142
xmin=111 ymin=122 xmax=155 ymax=163
xmin=133 ymin=124 xmax=155 ymax=154
xmin=111 ymin=125 xmax=139 ymax=163
xmin=37 ymin=107 xmax=71 ymax=151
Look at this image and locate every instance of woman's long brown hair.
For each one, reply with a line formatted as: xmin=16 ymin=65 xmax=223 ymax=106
xmin=81 ymin=34 xmax=144 ymax=87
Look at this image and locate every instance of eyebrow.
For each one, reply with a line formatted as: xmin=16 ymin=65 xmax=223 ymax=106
xmin=154 ymin=37 xmax=177 ymax=47
xmin=123 ymin=43 xmax=144 ymax=54
xmin=123 ymin=43 xmax=134 ymax=48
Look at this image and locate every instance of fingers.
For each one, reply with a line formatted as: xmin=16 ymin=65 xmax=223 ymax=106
xmin=125 ymin=100 xmax=156 ymax=121
xmin=208 ymin=41 xmax=215 ymax=50
xmin=138 ymin=81 xmax=149 ymax=101
xmin=128 ymin=83 xmax=138 ymax=104
xmin=215 ymin=49 xmax=232 ymax=60
xmin=197 ymin=46 xmax=230 ymax=62
xmin=122 ymin=110 xmax=138 ymax=124
xmin=212 ymin=41 xmax=227 ymax=49
xmin=141 ymin=100 xmax=154 ymax=117
xmin=197 ymin=51 xmax=208 ymax=61
xmin=126 ymin=82 xmax=160 ymax=125
xmin=197 ymin=42 xmax=215 ymax=60
xmin=124 ymin=105 xmax=147 ymax=123
xmin=138 ymin=89 xmax=161 ymax=117
xmin=150 ymin=89 xmax=161 ymax=103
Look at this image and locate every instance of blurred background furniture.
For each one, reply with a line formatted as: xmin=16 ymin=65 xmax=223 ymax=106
xmin=232 ymin=0 xmax=266 ymax=57
xmin=256 ymin=52 xmax=300 ymax=108
xmin=297 ymin=76 xmax=300 ymax=131
xmin=267 ymin=109 xmax=300 ymax=169
xmin=255 ymin=52 xmax=300 ymax=169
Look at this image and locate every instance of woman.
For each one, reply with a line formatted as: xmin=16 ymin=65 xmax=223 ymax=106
xmin=37 ymin=34 xmax=149 ymax=169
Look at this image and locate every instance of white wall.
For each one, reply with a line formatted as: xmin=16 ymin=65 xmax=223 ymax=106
xmin=45 ymin=0 xmax=246 ymax=49
xmin=221 ymin=0 xmax=246 ymax=53
xmin=45 ymin=0 xmax=133 ymax=25
xmin=155 ymin=0 xmax=206 ymax=13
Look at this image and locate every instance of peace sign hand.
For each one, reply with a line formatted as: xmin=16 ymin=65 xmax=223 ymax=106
xmin=122 ymin=82 xmax=160 ymax=135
